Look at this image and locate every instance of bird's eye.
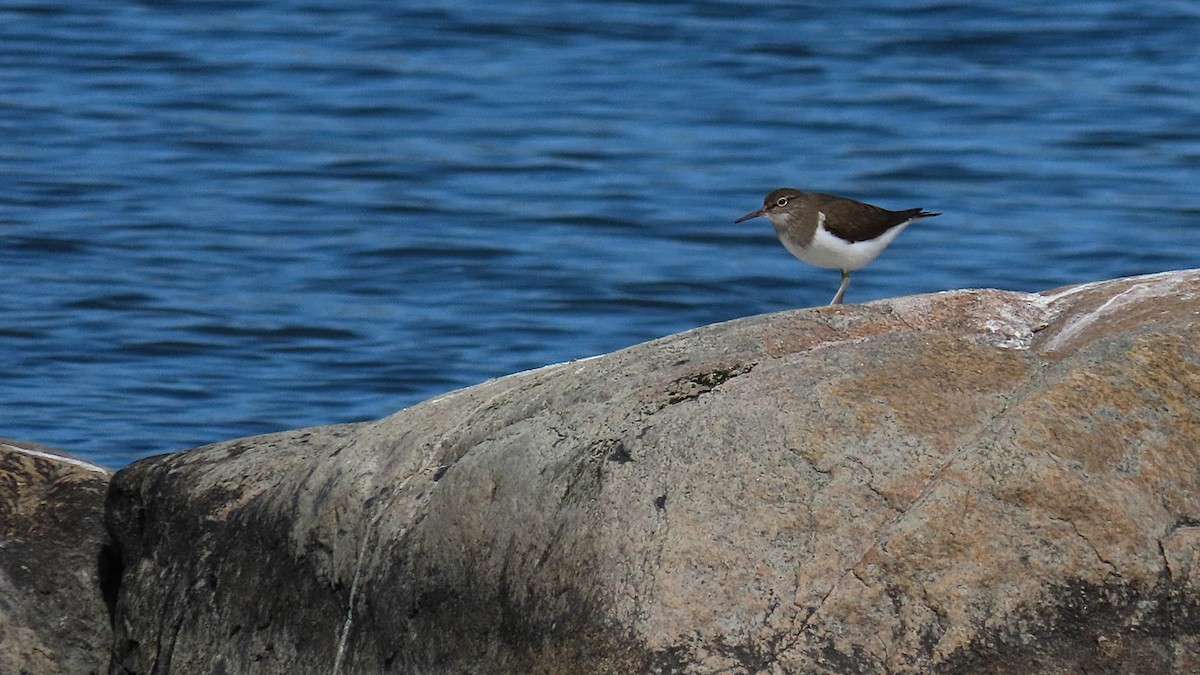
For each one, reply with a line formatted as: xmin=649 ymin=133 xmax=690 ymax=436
xmin=775 ymin=197 xmax=789 ymax=207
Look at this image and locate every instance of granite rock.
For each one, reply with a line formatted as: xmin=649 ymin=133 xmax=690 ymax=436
xmin=0 ymin=439 xmax=112 ymax=675
xmin=105 ymin=270 xmax=1200 ymax=674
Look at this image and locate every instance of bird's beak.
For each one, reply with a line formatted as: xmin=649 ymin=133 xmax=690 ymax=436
xmin=734 ymin=207 xmax=765 ymax=223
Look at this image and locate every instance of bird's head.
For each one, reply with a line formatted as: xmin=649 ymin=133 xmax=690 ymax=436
xmin=735 ymin=188 xmax=804 ymax=225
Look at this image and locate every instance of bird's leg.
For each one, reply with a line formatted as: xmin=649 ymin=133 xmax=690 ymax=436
xmin=830 ymin=269 xmax=850 ymax=305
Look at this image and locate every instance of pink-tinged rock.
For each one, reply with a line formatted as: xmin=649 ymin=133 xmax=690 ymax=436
xmin=107 ymin=269 xmax=1200 ymax=674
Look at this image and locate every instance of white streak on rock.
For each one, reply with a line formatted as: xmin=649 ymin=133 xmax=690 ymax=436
xmin=1040 ymin=272 xmax=1192 ymax=352
xmin=1 ymin=443 xmax=108 ymax=474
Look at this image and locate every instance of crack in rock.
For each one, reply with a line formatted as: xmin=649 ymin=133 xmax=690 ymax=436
xmin=1049 ymin=516 xmax=1120 ymax=577
xmin=652 ymin=363 xmax=756 ymax=413
xmin=797 ymin=355 xmax=1038 ymax=639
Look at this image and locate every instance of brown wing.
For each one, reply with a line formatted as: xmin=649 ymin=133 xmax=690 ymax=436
xmin=809 ymin=193 xmax=934 ymax=243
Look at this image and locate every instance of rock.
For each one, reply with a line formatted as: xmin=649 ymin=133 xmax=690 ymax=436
xmin=0 ymin=439 xmax=112 ymax=675
xmin=106 ymin=270 xmax=1200 ymax=674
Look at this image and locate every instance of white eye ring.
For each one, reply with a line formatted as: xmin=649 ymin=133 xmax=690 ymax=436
xmin=775 ymin=197 xmax=788 ymax=207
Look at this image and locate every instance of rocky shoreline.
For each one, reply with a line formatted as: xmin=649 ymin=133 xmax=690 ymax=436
xmin=5 ymin=270 xmax=1200 ymax=674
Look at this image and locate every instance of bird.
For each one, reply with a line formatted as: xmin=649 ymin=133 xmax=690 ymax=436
xmin=735 ymin=188 xmax=939 ymax=305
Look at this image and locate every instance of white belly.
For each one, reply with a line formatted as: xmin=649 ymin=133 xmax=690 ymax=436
xmin=778 ymin=219 xmax=912 ymax=271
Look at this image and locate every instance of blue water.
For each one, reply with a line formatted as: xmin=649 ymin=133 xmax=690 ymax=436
xmin=3 ymin=1 xmax=1199 ymax=467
